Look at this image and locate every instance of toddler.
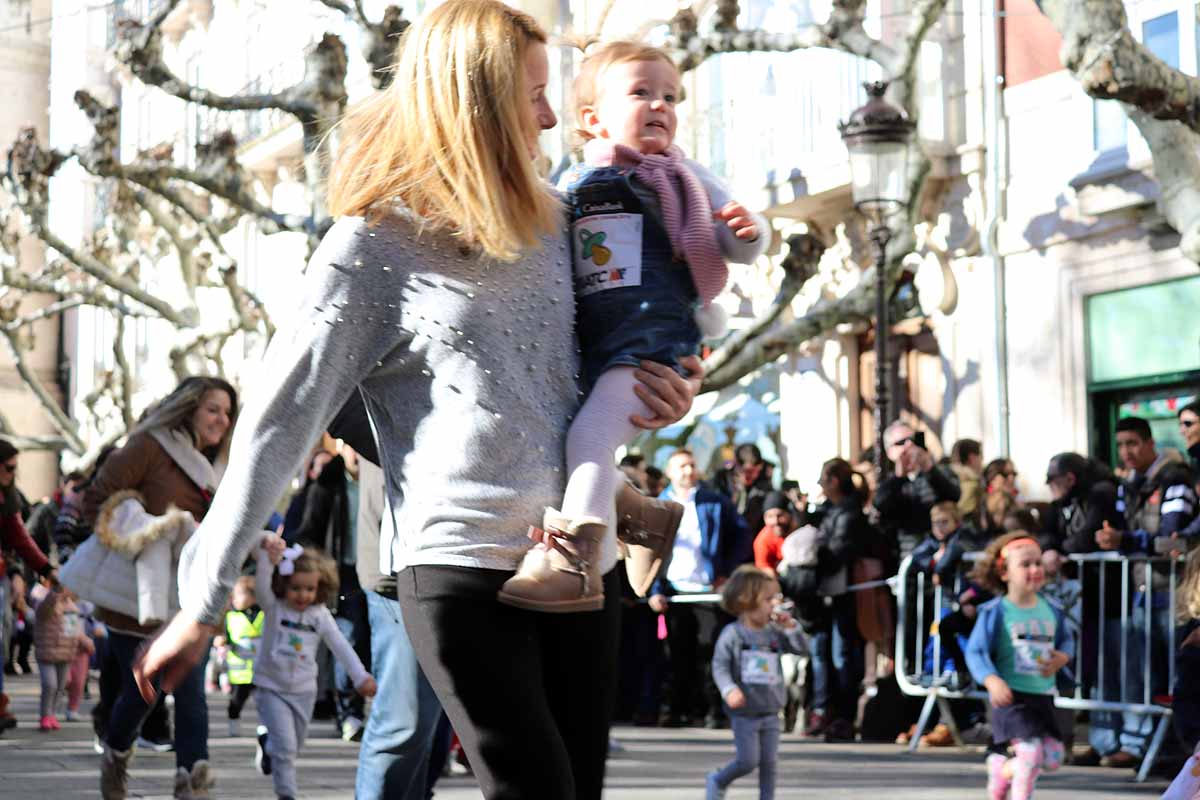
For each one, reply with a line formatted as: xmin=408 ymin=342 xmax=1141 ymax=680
xmin=499 ymin=41 xmax=768 ymax=612
xmin=253 ymin=535 xmax=376 ymax=800
xmin=964 ymin=532 xmax=1073 ymax=800
xmin=33 ymin=584 xmax=93 ymax=730
xmin=707 ymin=565 xmax=806 ymax=800
xmin=224 ymin=575 xmax=263 ymax=737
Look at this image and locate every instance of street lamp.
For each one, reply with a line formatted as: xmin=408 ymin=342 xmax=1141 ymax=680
xmin=839 ymin=80 xmax=916 ymax=479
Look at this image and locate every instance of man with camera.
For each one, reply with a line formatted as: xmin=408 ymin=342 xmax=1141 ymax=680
xmin=872 ymin=421 xmax=961 ymax=562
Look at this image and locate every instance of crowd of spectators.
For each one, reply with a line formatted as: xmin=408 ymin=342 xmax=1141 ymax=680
xmin=612 ymin=409 xmax=1200 ymax=773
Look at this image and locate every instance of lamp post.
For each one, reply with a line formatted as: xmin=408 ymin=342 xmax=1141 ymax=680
xmin=839 ymin=80 xmax=915 ymax=480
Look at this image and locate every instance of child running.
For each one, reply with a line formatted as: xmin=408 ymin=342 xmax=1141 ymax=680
xmin=498 ymin=40 xmax=768 ymax=612
xmin=253 ymin=534 xmax=376 ymax=800
xmin=965 ymin=532 xmax=1074 ymax=800
xmin=33 ymin=584 xmax=93 ymax=730
xmin=224 ymin=575 xmax=263 ymax=737
xmin=707 ymin=565 xmax=806 ymax=800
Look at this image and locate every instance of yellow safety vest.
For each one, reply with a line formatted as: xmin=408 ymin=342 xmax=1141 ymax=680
xmin=225 ymin=608 xmax=264 ymax=685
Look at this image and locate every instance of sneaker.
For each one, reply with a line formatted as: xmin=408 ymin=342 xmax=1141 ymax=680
xmin=93 ymin=735 xmax=105 ymax=755
xmin=39 ymin=715 xmax=54 ymax=731
xmin=705 ymin=770 xmax=727 ymax=800
xmin=48 ymin=715 xmax=61 ymax=730
xmin=340 ymin=716 xmax=364 ymax=742
xmin=66 ymin=709 xmax=82 ymax=722
xmin=100 ymin=745 xmax=133 ymax=800
xmin=228 ymin=718 xmax=240 ymax=738
xmin=255 ymin=726 xmax=272 ymax=775
xmin=986 ymin=752 xmax=1011 ymax=800
xmin=136 ymin=733 xmax=174 ymax=753
xmin=960 ymin=721 xmax=992 ymax=745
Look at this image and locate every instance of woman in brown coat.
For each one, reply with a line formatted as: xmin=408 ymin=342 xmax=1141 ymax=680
xmin=83 ymin=376 xmax=237 ymax=800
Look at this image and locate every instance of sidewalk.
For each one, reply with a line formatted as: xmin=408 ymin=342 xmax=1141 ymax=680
xmin=0 ymin=670 xmax=1170 ymax=798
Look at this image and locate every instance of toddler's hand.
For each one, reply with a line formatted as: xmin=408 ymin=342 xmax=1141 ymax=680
xmin=356 ymin=675 xmax=378 ymax=698
xmin=725 ymin=687 xmax=746 ymax=709
xmin=983 ymin=675 xmax=1012 ymax=708
xmin=715 ymin=201 xmax=759 ymax=241
xmin=260 ymin=533 xmax=286 ymax=565
xmin=1039 ymin=649 xmax=1070 ymax=677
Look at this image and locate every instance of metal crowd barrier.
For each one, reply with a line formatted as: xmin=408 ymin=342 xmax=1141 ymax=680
xmin=894 ymin=550 xmax=1184 ymax=783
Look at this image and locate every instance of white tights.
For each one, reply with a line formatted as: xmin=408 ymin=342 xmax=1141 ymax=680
xmin=561 ymin=367 xmax=653 ymax=524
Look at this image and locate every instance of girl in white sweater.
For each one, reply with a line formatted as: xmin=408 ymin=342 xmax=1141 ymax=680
xmin=253 ymin=534 xmax=376 ymax=800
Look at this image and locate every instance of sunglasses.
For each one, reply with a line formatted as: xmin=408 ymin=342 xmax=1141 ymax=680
xmin=0 ymin=462 xmax=15 ymax=474
xmin=890 ymin=436 xmax=916 ymax=448
xmin=1182 ymin=419 xmax=1198 ymax=428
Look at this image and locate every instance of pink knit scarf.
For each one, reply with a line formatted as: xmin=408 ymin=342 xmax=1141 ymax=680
xmin=582 ymin=140 xmax=727 ymax=307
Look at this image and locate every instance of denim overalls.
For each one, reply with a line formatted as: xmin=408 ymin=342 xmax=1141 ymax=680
xmin=562 ymin=164 xmax=701 ymax=389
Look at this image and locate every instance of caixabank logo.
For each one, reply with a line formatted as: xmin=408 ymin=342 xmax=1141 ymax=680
xmin=573 ymin=213 xmax=642 ymax=297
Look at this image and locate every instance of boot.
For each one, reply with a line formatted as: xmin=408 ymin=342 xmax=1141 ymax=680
xmin=497 ymin=509 xmax=605 ymax=612
xmin=614 ymin=482 xmax=682 ymax=597
xmin=100 ymin=744 xmax=133 ymax=800
xmin=173 ymin=759 xmax=214 ymax=799
xmin=0 ymin=693 xmax=17 ymax=731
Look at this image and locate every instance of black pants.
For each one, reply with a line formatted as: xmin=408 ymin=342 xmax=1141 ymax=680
xmin=397 ymin=565 xmax=620 ymax=800
xmin=227 ymin=683 xmax=255 ymax=720
xmin=665 ymin=602 xmax=731 ymax=721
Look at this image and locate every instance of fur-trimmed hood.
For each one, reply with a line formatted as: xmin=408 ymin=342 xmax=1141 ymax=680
xmin=94 ymin=489 xmax=196 ymax=557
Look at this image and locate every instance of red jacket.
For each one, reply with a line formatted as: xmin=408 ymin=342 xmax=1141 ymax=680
xmin=0 ymin=512 xmax=50 ymax=578
xmin=753 ymin=526 xmax=788 ymax=572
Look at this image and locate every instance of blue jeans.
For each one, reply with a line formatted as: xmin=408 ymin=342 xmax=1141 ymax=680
xmin=355 ymin=591 xmax=444 ymax=800
xmin=711 ymin=713 xmax=780 ymax=798
xmin=1087 ymin=617 xmax=1152 ymax=758
xmin=334 ymin=590 xmax=370 ymax=726
xmin=105 ymin=631 xmax=210 ymax=769
xmin=805 ymin=630 xmax=830 ymax=714
xmin=829 ymin=594 xmax=864 ymax=723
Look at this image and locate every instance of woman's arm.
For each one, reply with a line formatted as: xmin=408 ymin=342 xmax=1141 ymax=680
xmin=177 ymin=223 xmax=409 ymax=627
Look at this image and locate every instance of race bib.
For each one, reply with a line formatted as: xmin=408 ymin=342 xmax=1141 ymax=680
xmin=740 ymin=648 xmax=782 ymax=686
xmin=61 ymin=611 xmax=81 ymax=640
xmin=572 ymin=213 xmax=643 ymax=297
xmin=1010 ymin=620 xmax=1054 ymax=676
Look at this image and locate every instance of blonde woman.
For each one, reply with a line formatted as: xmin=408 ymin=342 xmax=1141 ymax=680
xmin=136 ymin=2 xmax=699 ymax=798
xmin=79 ymin=375 xmax=237 ymax=799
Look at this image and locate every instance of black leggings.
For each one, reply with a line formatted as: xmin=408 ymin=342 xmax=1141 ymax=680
xmin=227 ymin=683 xmax=255 ymax=720
xmin=397 ymin=565 xmax=620 ymax=800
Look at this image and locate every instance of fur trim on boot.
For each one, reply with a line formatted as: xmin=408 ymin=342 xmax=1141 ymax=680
xmin=100 ymin=744 xmax=133 ymax=800
xmin=497 ymin=510 xmax=606 ymax=613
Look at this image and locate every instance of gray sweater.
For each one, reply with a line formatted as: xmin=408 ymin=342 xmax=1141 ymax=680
xmin=711 ymin=622 xmax=808 ymax=716
xmin=180 ymin=213 xmax=604 ymax=625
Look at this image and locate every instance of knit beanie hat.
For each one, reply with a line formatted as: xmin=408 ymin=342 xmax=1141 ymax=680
xmin=763 ymin=491 xmax=790 ymax=514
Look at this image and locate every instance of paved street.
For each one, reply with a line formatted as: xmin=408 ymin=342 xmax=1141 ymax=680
xmin=0 ymin=671 xmax=1169 ymax=798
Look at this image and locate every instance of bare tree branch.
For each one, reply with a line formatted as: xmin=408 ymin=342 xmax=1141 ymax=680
xmin=703 ymin=232 xmax=826 ymax=380
xmin=2 ymin=298 xmax=87 ymax=333
xmin=1126 ymin=109 xmax=1200 ymax=262
xmin=0 ymin=328 xmax=85 ymax=453
xmin=113 ymin=315 xmax=134 ymax=431
xmin=1040 ymin=0 xmax=1200 ymax=130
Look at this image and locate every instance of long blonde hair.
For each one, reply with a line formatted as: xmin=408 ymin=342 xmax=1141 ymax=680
xmin=130 ymin=375 xmax=238 ymax=464
xmin=328 ymin=0 xmax=560 ymax=262
xmin=1178 ymin=548 xmax=1200 ymax=622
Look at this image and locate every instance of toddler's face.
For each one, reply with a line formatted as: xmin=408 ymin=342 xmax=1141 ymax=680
xmin=585 ymin=58 xmax=679 ymax=155
xmin=232 ymin=584 xmax=255 ymax=611
xmin=285 ymin=570 xmax=320 ymax=612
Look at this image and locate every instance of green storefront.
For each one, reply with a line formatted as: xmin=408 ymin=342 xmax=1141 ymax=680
xmin=1087 ymin=275 xmax=1200 ymax=463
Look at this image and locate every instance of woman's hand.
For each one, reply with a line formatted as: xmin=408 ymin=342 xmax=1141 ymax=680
xmin=725 ymin=687 xmax=746 ymax=709
xmin=631 ymin=356 xmax=703 ymax=430
xmin=133 ymin=612 xmax=220 ymax=703
xmin=1040 ymin=649 xmax=1071 ymax=677
xmin=260 ymin=533 xmax=286 ymax=565
xmin=356 ymin=675 xmax=378 ymax=698
xmin=983 ymin=674 xmax=1013 ymax=708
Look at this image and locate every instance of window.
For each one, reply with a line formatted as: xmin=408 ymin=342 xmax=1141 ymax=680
xmin=1092 ymin=99 xmax=1127 ymax=152
xmin=1144 ymin=11 xmax=1181 ymax=68
xmin=1087 ymin=275 xmax=1200 ymax=384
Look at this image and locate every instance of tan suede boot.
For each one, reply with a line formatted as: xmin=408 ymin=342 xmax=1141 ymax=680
xmin=497 ymin=510 xmax=606 ymax=612
xmin=615 ymin=482 xmax=682 ymax=597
